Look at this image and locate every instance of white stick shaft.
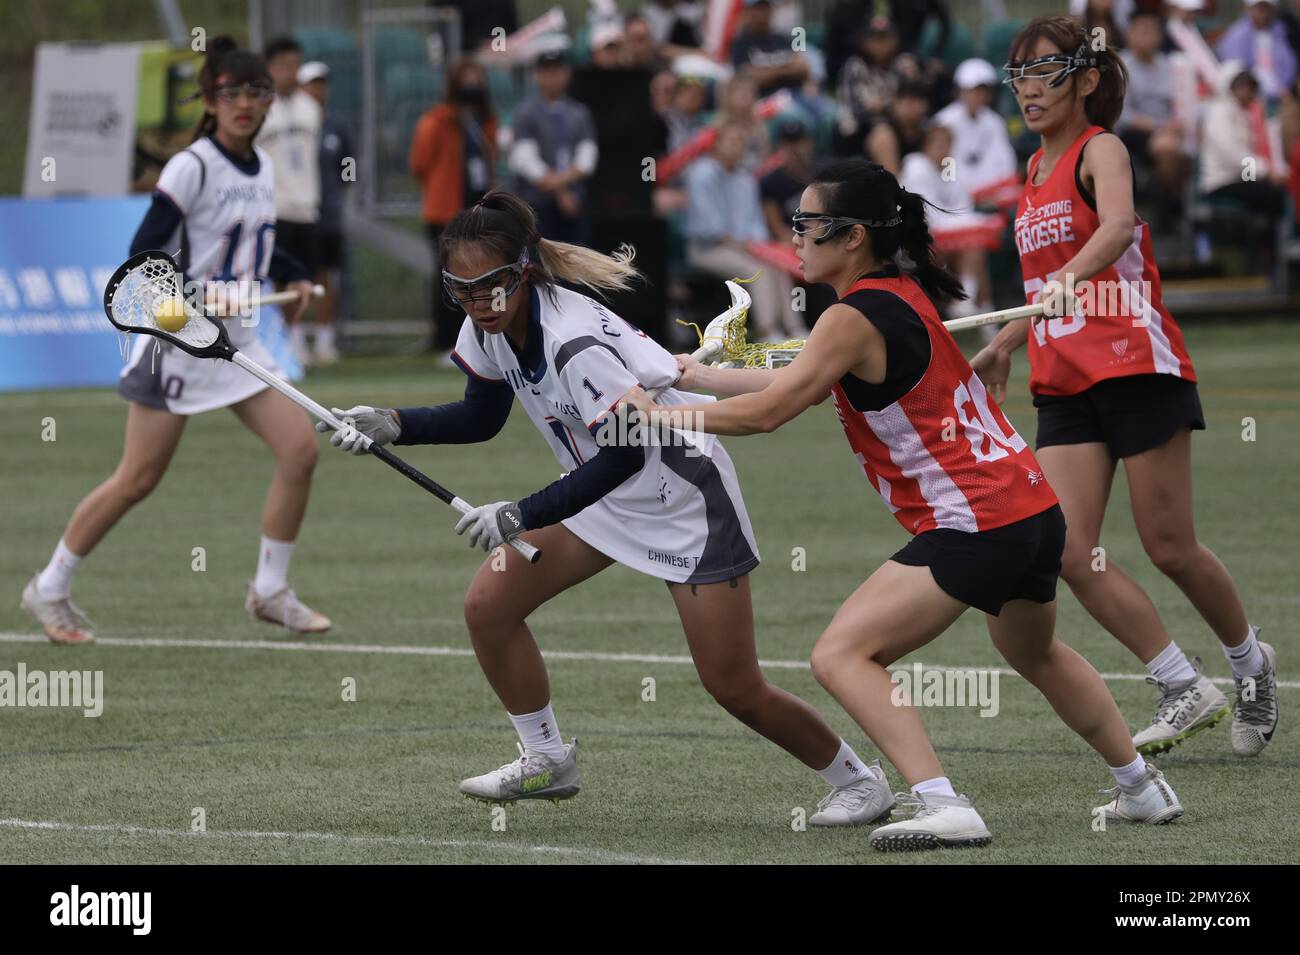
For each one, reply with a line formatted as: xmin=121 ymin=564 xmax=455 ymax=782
xmin=942 ymin=302 xmax=1044 ymax=333
xmin=203 ymin=284 xmax=325 ymax=316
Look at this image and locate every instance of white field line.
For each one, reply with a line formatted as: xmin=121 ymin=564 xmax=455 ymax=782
xmin=2 ymin=632 xmax=1297 ymax=689
xmin=0 ymin=818 xmax=702 ymax=865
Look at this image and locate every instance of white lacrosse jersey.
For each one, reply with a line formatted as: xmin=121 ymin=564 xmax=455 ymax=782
xmin=255 ymin=89 xmax=322 ymax=223
xmin=452 ymin=284 xmax=760 ymax=584
xmin=119 ymin=137 xmax=283 ymax=414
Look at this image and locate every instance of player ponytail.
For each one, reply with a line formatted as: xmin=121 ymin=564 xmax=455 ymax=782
xmin=810 ymin=159 xmax=966 ymax=304
xmin=191 ymin=36 xmax=272 ymax=142
xmin=440 ymin=189 xmax=642 ymax=302
xmin=1008 ymin=15 xmax=1128 ymax=130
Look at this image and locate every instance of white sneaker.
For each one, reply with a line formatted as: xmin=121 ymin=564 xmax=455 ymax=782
xmin=459 ymin=739 xmax=581 ymax=803
xmin=1095 ymin=762 xmax=1183 ymax=825
xmin=244 ymin=583 xmax=331 ymax=634
xmin=868 ymin=792 xmax=992 ymax=851
xmin=809 ymin=760 xmax=895 ymax=826
xmin=1133 ymin=657 xmax=1229 ymax=755
xmin=21 ymin=574 xmax=95 ymax=645
xmin=1232 ymin=640 xmax=1278 ymax=757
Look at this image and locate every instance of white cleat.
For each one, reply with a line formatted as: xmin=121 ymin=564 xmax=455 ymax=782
xmin=21 ymin=574 xmax=95 ymax=646
xmin=809 ymin=760 xmax=895 ymax=827
xmin=459 ymin=739 xmax=581 ymax=804
xmin=1095 ymin=762 xmax=1183 ymax=825
xmin=244 ymin=583 xmax=332 ymax=634
xmin=1232 ymin=640 xmax=1278 ymax=757
xmin=868 ymin=792 xmax=992 ymax=851
xmin=1133 ymin=657 xmax=1229 ymax=756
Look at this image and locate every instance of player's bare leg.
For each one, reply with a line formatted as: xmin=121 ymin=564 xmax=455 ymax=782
xmin=23 ymin=402 xmax=187 ymax=644
xmin=313 ymin=267 xmax=339 ymax=364
xmin=230 ymin=388 xmax=329 ymax=633
xmin=671 ymin=574 xmax=893 ymax=826
xmin=988 ymin=598 xmax=1183 ymax=825
xmin=1037 ymin=442 xmax=1175 ymax=663
xmin=1125 ymin=429 xmax=1273 ymax=754
xmin=810 ymin=562 xmax=989 ymax=849
xmin=1037 ymin=442 xmax=1227 ymax=753
xmin=459 ymin=523 xmax=613 ymax=802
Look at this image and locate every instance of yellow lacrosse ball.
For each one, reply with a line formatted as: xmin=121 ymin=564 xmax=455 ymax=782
xmin=154 ymin=297 xmax=189 ymax=333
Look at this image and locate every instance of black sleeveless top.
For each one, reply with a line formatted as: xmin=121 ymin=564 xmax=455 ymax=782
xmin=836 ymin=265 xmax=932 ymax=413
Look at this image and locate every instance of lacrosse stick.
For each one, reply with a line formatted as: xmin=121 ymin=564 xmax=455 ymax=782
xmin=102 ymin=250 xmax=540 ymax=563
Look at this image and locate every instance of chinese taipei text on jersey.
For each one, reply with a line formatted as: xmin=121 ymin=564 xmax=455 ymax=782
xmin=453 ymin=285 xmax=760 ymax=584
xmin=119 ymin=136 xmax=285 ymax=414
xmin=1015 ymin=125 xmax=1196 ymax=397
xmin=831 ymin=273 xmax=1059 ymax=535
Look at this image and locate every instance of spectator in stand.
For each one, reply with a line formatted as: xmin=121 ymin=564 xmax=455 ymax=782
xmin=1283 ymin=75 xmax=1300 ymax=211
xmin=1163 ymin=0 xmax=1217 ymax=161
xmin=590 ymin=22 xmax=626 ymax=70
xmin=760 ymin=118 xmax=815 ymax=238
xmin=1200 ymin=65 xmax=1289 ymax=234
xmin=298 ymin=61 xmax=351 ymax=365
xmin=257 ymin=36 xmax=322 ymax=366
xmin=1071 ymin=0 xmax=1131 ymax=50
xmin=1118 ymin=10 xmax=1190 ymax=226
xmin=715 ymin=75 xmax=772 ymax=172
xmin=933 ymin=58 xmax=1016 ymax=200
xmin=730 ymin=0 xmax=812 ymax=97
xmin=826 ymin=0 xmax=950 ymax=87
xmin=508 ymin=50 xmax=600 ymax=243
xmin=1217 ymin=1 xmax=1298 ymax=104
xmin=901 ymin=122 xmax=998 ymax=322
xmin=685 ymin=123 xmax=804 ymax=339
xmin=834 ymin=17 xmax=928 ymax=156
xmin=409 ymin=57 xmax=497 ymax=353
xmin=624 ymin=14 xmax=668 ymax=71
xmin=664 ymin=74 xmax=710 ymax=152
xmin=866 ymin=82 xmax=930 ymax=176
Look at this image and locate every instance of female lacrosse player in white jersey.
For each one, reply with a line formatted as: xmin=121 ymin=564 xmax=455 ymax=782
xmin=21 ymin=38 xmax=328 ymax=643
xmin=320 ymin=190 xmax=889 ymax=822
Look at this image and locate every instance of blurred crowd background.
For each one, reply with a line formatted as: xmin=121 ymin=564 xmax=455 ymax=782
xmin=5 ymin=0 xmax=1298 ymax=366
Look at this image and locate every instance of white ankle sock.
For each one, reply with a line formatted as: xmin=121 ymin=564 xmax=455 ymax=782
xmin=1110 ymin=754 xmax=1148 ymax=791
xmin=253 ymin=536 xmax=295 ymax=598
xmin=1223 ymin=625 xmax=1265 ymax=678
xmin=912 ymin=776 xmax=956 ymax=798
xmin=508 ymin=703 xmax=566 ymax=759
xmin=37 ymin=539 xmax=83 ymax=599
xmin=816 ymin=740 xmax=871 ymax=787
xmin=315 ymin=325 xmax=335 ymax=352
xmin=1146 ymin=641 xmax=1197 ymax=685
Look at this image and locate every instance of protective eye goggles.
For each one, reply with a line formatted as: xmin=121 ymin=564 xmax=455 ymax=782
xmin=1002 ymin=48 xmax=1098 ymax=91
xmin=215 ymin=83 xmax=274 ymax=104
xmin=441 ymin=249 xmax=530 ymax=308
xmin=791 ymin=209 xmax=901 ymax=243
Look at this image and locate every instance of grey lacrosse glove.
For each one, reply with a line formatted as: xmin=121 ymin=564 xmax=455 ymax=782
xmin=454 ymin=501 xmax=525 ymax=553
xmin=315 ymin=405 xmax=401 ymax=455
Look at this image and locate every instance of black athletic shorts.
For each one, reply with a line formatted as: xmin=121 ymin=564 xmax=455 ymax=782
xmin=275 ymin=219 xmax=318 ymax=275
xmin=890 ymin=504 xmax=1066 ymax=616
xmin=1033 ymin=373 xmax=1205 ymax=459
xmin=316 ymin=231 xmax=342 ymax=271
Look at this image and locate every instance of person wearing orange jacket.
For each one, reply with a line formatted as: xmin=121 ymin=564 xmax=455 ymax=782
xmin=409 ymin=58 xmax=498 ymax=352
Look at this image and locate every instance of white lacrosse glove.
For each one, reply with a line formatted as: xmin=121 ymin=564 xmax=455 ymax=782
xmin=315 ymin=405 xmax=401 ymax=455
xmin=454 ymin=501 xmax=525 ymax=553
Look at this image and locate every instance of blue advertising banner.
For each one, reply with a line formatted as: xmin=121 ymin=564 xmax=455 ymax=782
xmin=0 ymin=196 xmax=303 ymax=393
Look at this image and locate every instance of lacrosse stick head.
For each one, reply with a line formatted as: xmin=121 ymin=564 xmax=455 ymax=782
xmin=696 ymin=280 xmax=752 ymax=366
xmin=102 ymin=250 xmax=235 ymax=360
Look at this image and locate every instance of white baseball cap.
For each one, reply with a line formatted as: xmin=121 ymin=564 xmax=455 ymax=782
xmin=298 ymin=61 xmax=330 ymax=85
xmin=953 ymin=58 xmax=998 ymax=91
xmin=1166 ymin=0 xmax=1205 ymax=10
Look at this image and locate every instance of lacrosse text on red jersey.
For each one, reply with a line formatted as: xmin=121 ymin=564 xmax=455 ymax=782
xmin=830 ymin=274 xmax=1058 ymax=536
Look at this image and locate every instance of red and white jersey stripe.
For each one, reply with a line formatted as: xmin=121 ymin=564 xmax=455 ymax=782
xmin=830 ymin=274 xmax=1059 ymax=535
